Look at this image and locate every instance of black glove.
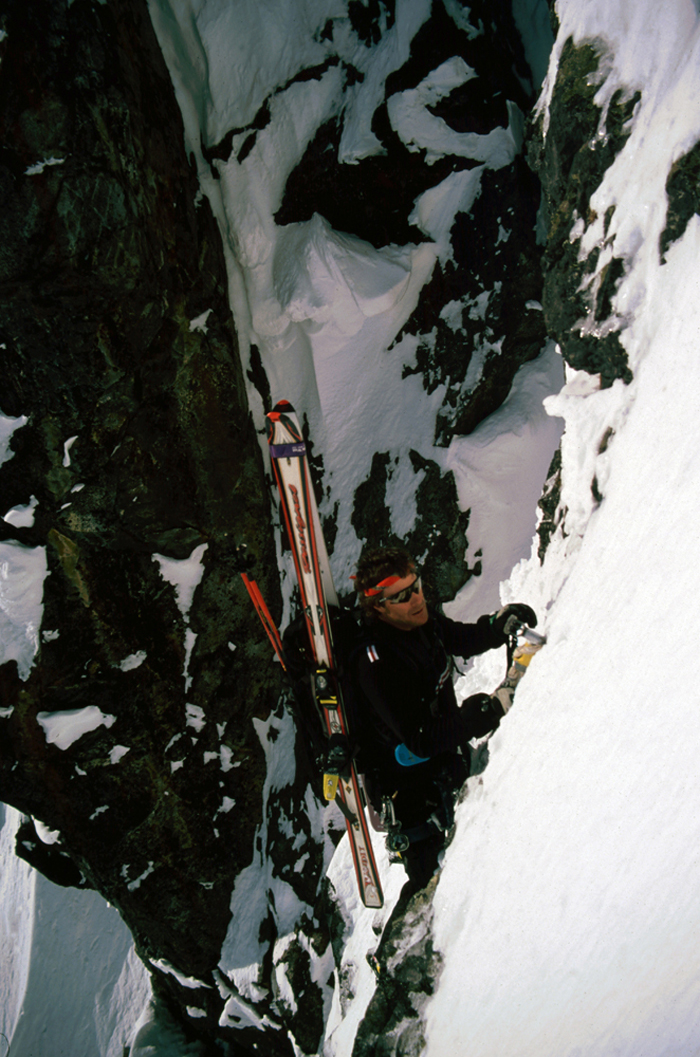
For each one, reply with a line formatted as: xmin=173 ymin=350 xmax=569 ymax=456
xmin=490 ymin=603 xmax=537 ymax=642
xmin=459 ymin=692 xmax=504 ymax=741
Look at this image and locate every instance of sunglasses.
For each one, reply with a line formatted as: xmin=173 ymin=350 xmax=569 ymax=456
xmin=379 ymin=576 xmax=422 ymax=605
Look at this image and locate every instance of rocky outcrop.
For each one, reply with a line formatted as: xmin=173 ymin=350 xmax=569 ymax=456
xmin=276 ymin=0 xmax=552 ymax=608
xmin=527 ymin=37 xmax=638 ymax=387
xmin=0 ymin=1 xmax=315 ymax=1051
xmin=353 ymin=877 xmax=443 ymax=1057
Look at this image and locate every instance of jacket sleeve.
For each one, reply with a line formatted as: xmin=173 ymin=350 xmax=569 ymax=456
xmin=436 ymin=611 xmax=506 ymax=659
xmin=356 ymin=649 xmax=501 ymax=758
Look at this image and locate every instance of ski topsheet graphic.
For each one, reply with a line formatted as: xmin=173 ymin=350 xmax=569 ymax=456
xmin=267 ymin=400 xmax=384 ymax=909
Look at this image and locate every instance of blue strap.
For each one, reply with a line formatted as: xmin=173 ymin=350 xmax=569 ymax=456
xmin=394 ymin=743 xmax=430 ymax=767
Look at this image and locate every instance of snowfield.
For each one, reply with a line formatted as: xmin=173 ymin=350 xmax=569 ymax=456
xmin=3 ymin=0 xmax=700 ymax=1054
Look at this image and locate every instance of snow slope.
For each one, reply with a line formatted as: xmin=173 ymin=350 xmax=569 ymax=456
xmin=0 ymin=807 xmax=149 ymax=1057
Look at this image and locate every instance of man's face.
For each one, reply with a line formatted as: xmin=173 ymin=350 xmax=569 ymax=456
xmin=374 ymin=571 xmax=429 ymax=630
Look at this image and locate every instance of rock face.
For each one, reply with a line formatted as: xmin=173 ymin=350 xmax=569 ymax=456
xmin=0 ymin=1 xmax=313 ymax=1051
xmin=528 ymin=36 xmax=638 ymax=387
xmin=276 ymin=0 xmax=551 ymax=605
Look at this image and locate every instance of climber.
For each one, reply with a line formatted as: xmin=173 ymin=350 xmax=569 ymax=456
xmin=351 ymin=545 xmax=537 ymax=891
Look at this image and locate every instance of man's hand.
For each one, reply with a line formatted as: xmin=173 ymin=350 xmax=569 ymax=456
xmin=491 ymin=603 xmax=537 ymax=641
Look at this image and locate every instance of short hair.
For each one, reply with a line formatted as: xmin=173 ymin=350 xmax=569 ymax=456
xmin=354 ymin=546 xmax=415 ymax=621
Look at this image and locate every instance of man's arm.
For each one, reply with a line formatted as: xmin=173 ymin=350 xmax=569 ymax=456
xmin=356 ymin=649 xmax=502 ymax=758
xmin=437 ymin=603 xmax=537 ymax=659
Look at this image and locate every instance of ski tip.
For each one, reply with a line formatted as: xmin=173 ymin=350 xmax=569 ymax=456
xmin=268 ymin=399 xmax=295 ymax=421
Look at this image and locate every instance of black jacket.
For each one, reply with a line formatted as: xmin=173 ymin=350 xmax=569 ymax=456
xmin=354 ymin=609 xmax=506 ymax=769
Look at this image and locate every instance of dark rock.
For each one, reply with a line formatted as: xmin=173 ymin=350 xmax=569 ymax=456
xmin=536 ymin=447 xmax=562 ymax=561
xmin=660 ymin=139 xmax=700 ymax=260
xmin=351 ymin=449 xmax=474 ymax=603
xmin=398 ymin=156 xmax=547 ymax=443
xmin=15 ymin=815 xmax=90 ymax=888
xmin=527 ymin=37 xmax=639 ymax=385
xmin=0 ymin=0 xmax=324 ymax=1051
xmin=353 ymin=876 xmax=442 ymax=1057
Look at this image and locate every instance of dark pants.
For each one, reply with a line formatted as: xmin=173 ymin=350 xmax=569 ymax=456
xmin=366 ymin=751 xmax=468 ymax=890
xmin=400 ymin=831 xmax=446 ymax=890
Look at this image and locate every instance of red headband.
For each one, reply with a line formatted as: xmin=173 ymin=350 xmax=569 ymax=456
xmin=362 ymin=574 xmax=402 ymax=597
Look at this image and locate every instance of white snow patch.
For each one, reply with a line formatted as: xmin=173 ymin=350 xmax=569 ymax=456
xmin=123 ymin=862 xmax=156 ymax=892
xmin=34 ymin=820 xmax=61 ymax=845
xmin=0 ymin=540 xmax=47 ymax=680
xmin=218 ymin=707 xmax=300 ymax=995
xmin=2 ymin=802 xmax=149 ymax=1057
xmin=388 ymin=56 xmax=517 ymax=168
xmin=0 ymin=411 xmax=28 ymax=465
xmin=62 ymin=434 xmax=78 ymax=467
xmin=25 ymin=156 xmax=66 ymax=175
xmin=3 ymin=495 xmax=38 ymax=528
xmin=219 ymin=745 xmax=235 ymax=772
xmin=215 ymin=797 xmax=236 ymax=816
xmin=153 ymin=543 xmax=207 ymax=620
xmin=189 ymin=309 xmax=214 ymax=332
xmin=109 ymin=745 xmax=131 ymax=764
xmin=37 ymin=706 xmax=116 ymax=751
xmin=338 ymin=0 xmax=433 ymax=163
xmin=154 ymin=544 xmax=207 ymax=693
xmin=117 ymin=650 xmax=147 ymax=671
xmin=150 ymin=958 xmax=212 ymax=991
xmin=185 ymin=703 xmax=206 ymax=732
xmin=443 ymin=342 xmax=565 ymax=617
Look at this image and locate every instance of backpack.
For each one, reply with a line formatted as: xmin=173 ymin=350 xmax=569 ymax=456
xmin=281 ymin=603 xmax=373 ymax=792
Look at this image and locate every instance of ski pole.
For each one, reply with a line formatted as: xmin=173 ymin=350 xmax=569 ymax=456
xmin=240 ymin=573 xmax=287 ymax=671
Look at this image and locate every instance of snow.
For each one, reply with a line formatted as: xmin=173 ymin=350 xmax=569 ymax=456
xmin=24 ymin=156 xmax=66 ymax=176
xmin=36 ymin=706 xmax=116 ymax=751
xmin=421 ymin=4 xmax=700 ymax=1054
xmin=0 ymin=541 xmax=48 ymax=682
xmin=424 ymin=214 xmax=700 ymax=1056
xmin=2 ymin=495 xmax=38 ymax=528
xmin=62 ymin=434 xmax=77 ymax=467
xmin=218 ymin=707 xmax=304 ymax=1015
xmin=188 ymin=309 xmax=213 ymax=333
xmin=1 ymin=806 xmax=149 ymax=1057
xmin=117 ymin=650 xmax=147 ymax=671
xmin=0 ymin=414 xmax=47 ymax=684
xmin=153 ymin=543 xmax=207 ymax=694
xmin=388 ymin=56 xmax=520 ymax=167
xmin=443 ymin=341 xmax=564 ymax=615
xmin=149 ymin=958 xmax=211 ymax=991
xmin=0 ymin=411 xmax=27 ymax=464
xmin=153 ymin=543 xmax=207 ymax=619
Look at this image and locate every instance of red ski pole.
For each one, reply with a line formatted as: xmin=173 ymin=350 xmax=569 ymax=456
xmin=240 ymin=573 xmax=287 ymax=671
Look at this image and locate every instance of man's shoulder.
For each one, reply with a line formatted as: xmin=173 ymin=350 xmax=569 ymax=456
xmin=356 ymin=614 xmax=435 ymax=666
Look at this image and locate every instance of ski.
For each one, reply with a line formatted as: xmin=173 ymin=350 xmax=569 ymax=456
xmin=267 ymin=400 xmax=384 ymax=909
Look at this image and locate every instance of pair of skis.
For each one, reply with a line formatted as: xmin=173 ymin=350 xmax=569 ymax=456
xmin=243 ymin=401 xmax=383 ymax=909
